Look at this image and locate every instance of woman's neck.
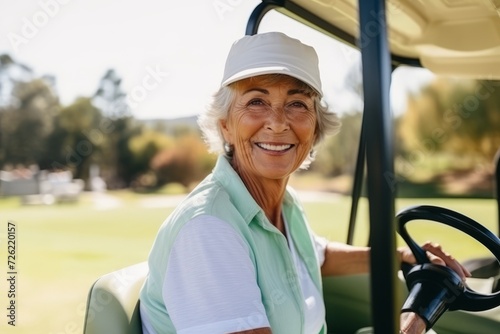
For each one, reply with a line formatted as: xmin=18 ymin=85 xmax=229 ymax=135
xmin=232 ymin=161 xmax=288 ymax=233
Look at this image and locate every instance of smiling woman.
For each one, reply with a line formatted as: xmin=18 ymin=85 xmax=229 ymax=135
xmin=139 ymin=31 xmax=343 ymax=334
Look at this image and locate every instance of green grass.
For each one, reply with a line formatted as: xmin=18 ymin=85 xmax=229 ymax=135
xmin=0 ymin=192 xmax=173 ymax=334
xmin=0 ymin=192 xmax=497 ymax=333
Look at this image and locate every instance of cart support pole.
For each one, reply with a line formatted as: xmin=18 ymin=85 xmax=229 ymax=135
xmin=358 ymin=0 xmax=400 ymax=332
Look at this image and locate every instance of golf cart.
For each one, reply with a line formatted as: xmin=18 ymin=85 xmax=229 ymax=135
xmin=83 ymin=0 xmax=500 ymax=333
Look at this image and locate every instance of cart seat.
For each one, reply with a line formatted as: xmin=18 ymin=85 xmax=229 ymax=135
xmin=83 ymin=262 xmax=147 ymax=334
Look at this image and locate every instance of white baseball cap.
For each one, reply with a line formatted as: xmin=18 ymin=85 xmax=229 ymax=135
xmin=221 ymin=32 xmax=323 ymax=97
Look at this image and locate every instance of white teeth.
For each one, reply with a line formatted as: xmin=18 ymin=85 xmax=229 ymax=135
xmin=257 ymin=143 xmax=292 ymax=151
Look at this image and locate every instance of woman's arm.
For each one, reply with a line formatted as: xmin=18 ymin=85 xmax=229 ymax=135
xmin=320 ymin=240 xmax=471 ymax=278
xmin=320 ymin=241 xmax=371 ymax=276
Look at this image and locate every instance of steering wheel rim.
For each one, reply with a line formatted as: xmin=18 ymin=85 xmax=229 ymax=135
xmin=397 ymin=205 xmax=500 ymax=312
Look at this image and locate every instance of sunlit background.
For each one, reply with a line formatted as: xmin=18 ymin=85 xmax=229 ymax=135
xmin=0 ymin=1 xmax=499 ymax=333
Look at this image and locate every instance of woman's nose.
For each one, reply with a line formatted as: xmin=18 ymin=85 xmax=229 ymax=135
xmin=265 ymin=107 xmax=289 ymax=132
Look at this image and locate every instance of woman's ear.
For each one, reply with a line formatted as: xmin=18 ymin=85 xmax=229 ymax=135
xmin=219 ymin=118 xmax=232 ymax=144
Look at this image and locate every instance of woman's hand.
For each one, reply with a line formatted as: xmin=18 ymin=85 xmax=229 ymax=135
xmin=398 ymin=241 xmax=471 ymax=334
xmin=399 ymin=312 xmax=427 ymax=334
xmin=398 ymin=241 xmax=471 ymax=280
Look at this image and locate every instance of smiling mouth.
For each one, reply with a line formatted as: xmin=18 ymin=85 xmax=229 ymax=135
xmin=256 ymin=143 xmax=293 ymax=152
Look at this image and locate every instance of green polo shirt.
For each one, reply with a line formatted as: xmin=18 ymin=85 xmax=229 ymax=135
xmin=140 ymin=155 xmax=326 ymax=334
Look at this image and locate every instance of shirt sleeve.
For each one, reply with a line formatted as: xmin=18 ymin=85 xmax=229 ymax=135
xmin=313 ymin=234 xmax=329 ymax=267
xmin=163 ymin=215 xmax=271 ymax=334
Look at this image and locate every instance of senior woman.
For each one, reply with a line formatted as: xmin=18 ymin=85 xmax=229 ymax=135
xmin=139 ymin=32 xmax=470 ymax=334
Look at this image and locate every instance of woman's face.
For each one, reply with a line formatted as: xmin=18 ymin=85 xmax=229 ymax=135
xmin=220 ymin=75 xmax=317 ymax=181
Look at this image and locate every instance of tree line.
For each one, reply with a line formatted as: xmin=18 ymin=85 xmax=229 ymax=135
xmin=1 ymin=54 xmax=499 ymax=194
xmin=0 ymin=55 xmax=215 ymax=191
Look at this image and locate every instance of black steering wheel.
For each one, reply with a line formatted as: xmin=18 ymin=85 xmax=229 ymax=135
xmin=396 ymin=205 xmax=500 ymax=330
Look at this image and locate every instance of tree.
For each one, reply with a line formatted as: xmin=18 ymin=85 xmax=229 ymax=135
xmin=398 ymin=78 xmax=500 ymax=167
xmin=313 ymin=112 xmax=362 ymax=177
xmin=0 ymin=72 xmax=60 ymax=167
xmin=0 ymin=54 xmax=34 ymax=109
xmin=151 ymin=132 xmax=216 ymax=188
xmin=48 ymin=97 xmax=103 ymax=185
xmin=309 ymin=57 xmax=363 ymax=178
xmin=342 ymin=56 xmax=364 ymax=112
xmin=128 ymin=129 xmax=172 ymax=172
xmin=92 ymin=69 xmax=130 ymax=118
xmin=89 ymin=69 xmax=144 ymax=188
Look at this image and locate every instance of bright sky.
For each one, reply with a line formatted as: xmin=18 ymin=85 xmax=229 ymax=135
xmin=0 ymin=0 xmax=430 ymax=119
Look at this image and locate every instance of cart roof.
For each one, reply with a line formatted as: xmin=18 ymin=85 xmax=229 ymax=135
xmin=278 ymin=0 xmax=500 ymax=78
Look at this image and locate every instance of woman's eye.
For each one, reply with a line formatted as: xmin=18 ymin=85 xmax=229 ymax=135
xmin=246 ymin=99 xmax=270 ymax=111
xmin=289 ymin=101 xmax=309 ymax=110
xmin=248 ymin=99 xmax=265 ymax=106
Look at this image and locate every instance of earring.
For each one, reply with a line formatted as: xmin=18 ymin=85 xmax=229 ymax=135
xmin=224 ymin=142 xmax=234 ymax=156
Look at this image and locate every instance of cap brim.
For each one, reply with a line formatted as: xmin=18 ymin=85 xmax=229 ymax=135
xmin=221 ymin=66 xmax=323 ymax=96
